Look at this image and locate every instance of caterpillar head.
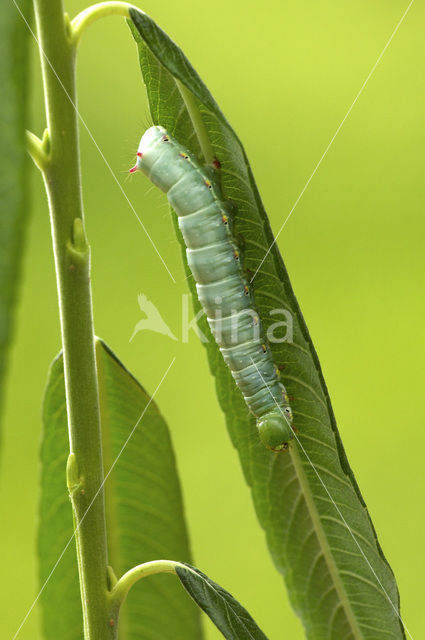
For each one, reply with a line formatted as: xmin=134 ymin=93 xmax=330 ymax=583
xmin=257 ymin=409 xmax=294 ymax=452
xmin=130 ymin=126 xmax=167 ymax=173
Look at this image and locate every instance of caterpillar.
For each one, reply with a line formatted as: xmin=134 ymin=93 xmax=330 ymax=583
xmin=130 ymin=126 xmax=294 ymax=451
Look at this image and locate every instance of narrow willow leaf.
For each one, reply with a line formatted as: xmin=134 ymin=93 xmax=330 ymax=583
xmin=129 ymin=11 xmax=405 ymax=640
xmin=175 ymin=562 xmax=268 ymax=640
xmin=0 ymin=0 xmax=31 ymax=439
xmin=39 ymin=340 xmax=202 ymax=639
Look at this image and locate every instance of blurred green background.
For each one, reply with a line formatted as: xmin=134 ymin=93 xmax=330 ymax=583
xmin=2 ymin=0 xmax=424 ymax=638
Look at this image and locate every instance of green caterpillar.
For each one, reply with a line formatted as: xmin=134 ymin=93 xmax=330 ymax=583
xmin=131 ymin=126 xmax=294 ymax=451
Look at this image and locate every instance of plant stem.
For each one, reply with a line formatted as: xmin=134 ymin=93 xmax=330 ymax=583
xmin=33 ymin=1 xmax=111 ymax=637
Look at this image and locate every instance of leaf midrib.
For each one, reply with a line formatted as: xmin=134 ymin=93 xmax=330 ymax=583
xmin=289 ymin=444 xmax=363 ymax=639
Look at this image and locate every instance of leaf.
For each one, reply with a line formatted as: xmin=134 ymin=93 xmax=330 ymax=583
xmin=38 ymin=339 xmax=203 ymax=639
xmin=175 ymin=562 xmax=268 ymax=640
xmin=129 ymin=11 xmax=405 ymax=640
xmin=0 ymin=0 xmax=32 ymax=442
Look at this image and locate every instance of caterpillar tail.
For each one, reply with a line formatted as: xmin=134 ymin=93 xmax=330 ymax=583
xmin=256 ymin=410 xmax=294 ymax=452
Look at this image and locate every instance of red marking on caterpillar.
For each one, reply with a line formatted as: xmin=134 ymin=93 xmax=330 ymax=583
xmin=212 ymin=158 xmax=221 ymax=170
xmin=129 ymin=164 xmax=138 ymax=173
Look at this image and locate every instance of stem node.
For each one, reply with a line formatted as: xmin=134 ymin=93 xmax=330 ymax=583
xmin=66 ymin=452 xmax=82 ymax=495
xmin=107 ymin=565 xmax=118 ymax=591
xmin=71 ymin=217 xmax=89 ymax=253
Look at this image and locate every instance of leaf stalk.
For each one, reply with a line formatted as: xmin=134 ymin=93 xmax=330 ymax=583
xmin=71 ymin=1 xmax=134 ymax=45
xmin=110 ymin=560 xmax=178 ymax=615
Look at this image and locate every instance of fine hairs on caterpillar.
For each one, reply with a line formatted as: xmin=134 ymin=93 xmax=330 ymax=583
xmin=130 ymin=126 xmax=294 ymax=451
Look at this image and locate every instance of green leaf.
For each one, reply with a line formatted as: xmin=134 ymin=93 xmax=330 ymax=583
xmin=175 ymin=563 xmax=268 ymax=640
xmin=39 ymin=339 xmax=202 ymax=639
xmin=0 ymin=0 xmax=32 ymax=439
xmin=129 ymin=11 xmax=405 ymax=640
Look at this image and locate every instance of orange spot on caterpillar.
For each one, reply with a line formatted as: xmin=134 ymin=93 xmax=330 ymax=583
xmin=180 ymin=152 xmax=189 ymax=160
xmin=221 ymin=214 xmax=228 ymax=225
xmin=212 ymin=158 xmax=221 ymax=170
xmin=261 ymin=343 xmax=267 ymax=353
xmin=205 ymin=179 xmax=212 ymax=189
xmin=162 ymin=135 xmax=169 ymax=142
xmin=109 ymin=619 xmax=115 ymax=627
xmin=137 ymin=152 xmax=142 ymax=157
xmin=243 ymin=285 xmax=249 ymax=295
xmin=233 ymin=250 xmax=240 ymax=260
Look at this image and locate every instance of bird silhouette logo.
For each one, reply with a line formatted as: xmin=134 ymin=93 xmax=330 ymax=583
xmin=130 ymin=294 xmax=178 ymax=342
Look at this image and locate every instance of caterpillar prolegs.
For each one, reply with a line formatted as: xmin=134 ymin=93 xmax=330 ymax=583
xmin=131 ymin=126 xmax=294 ymax=451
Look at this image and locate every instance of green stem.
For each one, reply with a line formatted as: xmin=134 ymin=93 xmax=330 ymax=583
xmin=71 ymin=1 xmax=133 ymax=45
xmin=109 ymin=560 xmax=178 ymax=618
xmin=33 ymin=1 xmax=112 ymax=637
